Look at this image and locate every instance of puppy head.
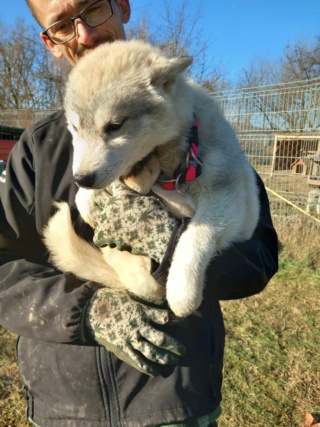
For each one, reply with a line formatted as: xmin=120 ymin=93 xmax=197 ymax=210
xmin=64 ymin=40 xmax=193 ymax=189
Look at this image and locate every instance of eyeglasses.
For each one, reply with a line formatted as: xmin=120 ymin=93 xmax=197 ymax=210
xmin=42 ymin=0 xmax=113 ymax=45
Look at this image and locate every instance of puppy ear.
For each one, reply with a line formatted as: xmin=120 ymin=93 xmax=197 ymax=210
xmin=151 ymin=56 xmax=193 ymax=91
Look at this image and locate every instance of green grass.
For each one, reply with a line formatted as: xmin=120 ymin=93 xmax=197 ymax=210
xmin=220 ymin=260 xmax=320 ymax=427
xmin=0 ymin=216 xmax=319 ymax=427
xmin=0 ymin=327 xmax=27 ymax=426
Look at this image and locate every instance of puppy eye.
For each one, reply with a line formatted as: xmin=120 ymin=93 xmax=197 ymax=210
xmin=104 ymin=119 xmax=127 ymax=134
xmin=71 ymin=124 xmax=78 ymax=132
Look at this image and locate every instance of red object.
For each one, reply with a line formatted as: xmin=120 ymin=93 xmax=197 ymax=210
xmin=185 ymin=164 xmax=197 ymax=182
xmin=0 ymin=139 xmax=17 ymax=163
xmin=162 ymin=181 xmax=175 ymax=190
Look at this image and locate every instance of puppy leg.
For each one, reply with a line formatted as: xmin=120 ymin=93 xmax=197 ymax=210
xmin=166 ymin=181 xmax=258 ymax=317
xmin=166 ymin=220 xmax=214 ymax=317
xmin=75 ymin=187 xmax=96 ymax=228
xmin=101 ymin=247 xmax=166 ymax=303
xmin=43 ymin=202 xmax=123 ymax=288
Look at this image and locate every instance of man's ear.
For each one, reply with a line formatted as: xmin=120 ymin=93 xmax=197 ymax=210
xmin=151 ymin=56 xmax=193 ymax=92
xmin=118 ymin=0 xmax=131 ymax=24
xmin=40 ymin=33 xmax=64 ymax=59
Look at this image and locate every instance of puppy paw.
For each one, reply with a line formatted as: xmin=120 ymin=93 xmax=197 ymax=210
xmin=124 ymin=154 xmax=161 ymax=195
xmin=169 ymin=300 xmax=201 ymax=318
xmin=166 ymin=271 xmax=203 ymax=318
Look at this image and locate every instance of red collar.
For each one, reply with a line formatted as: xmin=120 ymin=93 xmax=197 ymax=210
xmin=158 ymin=116 xmax=202 ymax=192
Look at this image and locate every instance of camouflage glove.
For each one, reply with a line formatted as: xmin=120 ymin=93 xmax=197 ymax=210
xmin=86 ymin=288 xmax=187 ymax=376
xmin=90 ymin=180 xmax=177 ymax=264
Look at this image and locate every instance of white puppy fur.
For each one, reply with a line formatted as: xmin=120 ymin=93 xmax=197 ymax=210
xmin=43 ymin=40 xmax=260 ymax=317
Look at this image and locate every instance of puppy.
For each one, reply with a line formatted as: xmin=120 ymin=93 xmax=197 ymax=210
xmin=44 ymin=40 xmax=260 ymax=317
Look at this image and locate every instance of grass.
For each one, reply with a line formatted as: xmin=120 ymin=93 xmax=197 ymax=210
xmin=0 ymin=215 xmax=319 ymax=427
xmin=0 ymin=328 xmax=26 ymax=426
xmin=220 ymin=261 xmax=320 ymax=427
xmin=219 ymin=215 xmax=320 ymax=427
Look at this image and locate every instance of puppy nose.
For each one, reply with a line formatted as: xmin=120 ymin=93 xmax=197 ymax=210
xmin=74 ymin=173 xmax=95 ymax=188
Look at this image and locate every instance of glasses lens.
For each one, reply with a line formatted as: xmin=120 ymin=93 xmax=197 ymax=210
xmin=45 ymin=1 xmax=112 ymax=44
xmin=82 ymin=0 xmax=112 ymax=28
xmin=47 ymin=20 xmax=74 ymax=44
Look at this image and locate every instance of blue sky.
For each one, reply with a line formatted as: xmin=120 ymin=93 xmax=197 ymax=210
xmin=4 ymin=0 xmax=320 ymax=81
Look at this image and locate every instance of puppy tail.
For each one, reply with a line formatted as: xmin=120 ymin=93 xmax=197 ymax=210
xmin=43 ymin=202 xmax=122 ymax=287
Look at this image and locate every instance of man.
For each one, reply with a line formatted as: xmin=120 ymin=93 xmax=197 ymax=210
xmin=0 ymin=0 xmax=278 ymax=426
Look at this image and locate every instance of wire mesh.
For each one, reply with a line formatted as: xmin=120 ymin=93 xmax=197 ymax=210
xmin=213 ymin=78 xmax=320 ymax=222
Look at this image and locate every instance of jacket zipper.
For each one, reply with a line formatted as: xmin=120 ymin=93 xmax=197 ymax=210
xmin=99 ymin=347 xmax=119 ymax=427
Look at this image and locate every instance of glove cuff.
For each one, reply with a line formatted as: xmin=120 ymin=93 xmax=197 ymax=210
xmin=150 ymin=217 xmax=191 ymax=286
xmin=80 ymin=290 xmax=101 ymax=344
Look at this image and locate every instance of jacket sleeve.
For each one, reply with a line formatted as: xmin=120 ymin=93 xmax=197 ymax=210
xmin=0 ymin=128 xmax=101 ymax=344
xmin=203 ymin=172 xmax=278 ymax=302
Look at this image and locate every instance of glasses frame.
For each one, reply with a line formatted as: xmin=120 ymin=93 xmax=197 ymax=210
xmin=42 ymin=0 xmax=113 ymax=45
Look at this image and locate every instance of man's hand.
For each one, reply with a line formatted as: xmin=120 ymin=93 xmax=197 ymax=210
xmin=91 ymin=181 xmax=178 ymax=264
xmin=86 ymin=288 xmax=187 ymax=376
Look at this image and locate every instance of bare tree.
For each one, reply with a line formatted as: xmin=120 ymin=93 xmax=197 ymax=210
xmin=39 ymin=53 xmax=71 ymax=108
xmin=127 ymin=0 xmax=230 ymax=86
xmin=201 ymin=61 xmax=233 ymax=93
xmin=238 ymin=58 xmax=280 ymax=88
xmin=0 ymin=19 xmax=40 ymax=109
xmin=236 ymin=36 xmax=320 ymax=132
xmin=238 ymin=36 xmax=320 ymax=87
xmin=0 ymin=18 xmax=69 ymax=111
xmin=281 ymin=38 xmax=320 ymax=82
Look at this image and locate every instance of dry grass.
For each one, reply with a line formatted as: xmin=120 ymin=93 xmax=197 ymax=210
xmin=0 ymin=215 xmax=319 ymax=427
xmin=0 ymin=328 xmax=27 ymax=426
xmin=219 ymin=215 xmax=320 ymax=427
xmin=273 ymin=215 xmax=320 ymax=269
xmin=220 ymin=266 xmax=320 ymax=427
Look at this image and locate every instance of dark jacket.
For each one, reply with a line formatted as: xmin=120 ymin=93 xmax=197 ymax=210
xmin=0 ymin=111 xmax=278 ymax=427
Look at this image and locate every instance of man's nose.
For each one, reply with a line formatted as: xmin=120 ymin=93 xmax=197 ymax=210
xmin=75 ymin=19 xmax=98 ymax=45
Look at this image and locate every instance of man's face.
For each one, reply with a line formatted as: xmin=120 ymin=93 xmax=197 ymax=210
xmin=34 ymin=0 xmax=130 ymax=65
